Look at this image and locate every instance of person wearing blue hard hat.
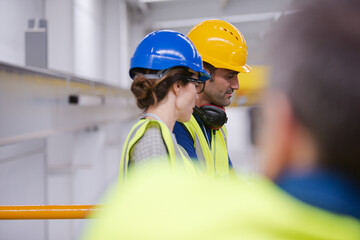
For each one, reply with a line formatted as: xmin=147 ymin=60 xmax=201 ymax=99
xmin=119 ymin=30 xmax=211 ymax=180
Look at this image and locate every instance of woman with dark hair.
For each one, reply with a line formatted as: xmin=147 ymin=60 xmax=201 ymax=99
xmin=119 ymin=30 xmax=210 ymax=179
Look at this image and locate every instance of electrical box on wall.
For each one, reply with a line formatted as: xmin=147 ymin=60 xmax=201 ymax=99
xmin=25 ymin=18 xmax=48 ymax=68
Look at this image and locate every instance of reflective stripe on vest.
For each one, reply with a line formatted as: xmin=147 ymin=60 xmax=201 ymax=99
xmin=119 ymin=119 xmax=196 ymax=181
xmin=182 ymin=115 xmax=229 ymax=177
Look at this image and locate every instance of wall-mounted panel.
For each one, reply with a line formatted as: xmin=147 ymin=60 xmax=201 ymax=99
xmin=0 ymin=62 xmax=138 ymax=145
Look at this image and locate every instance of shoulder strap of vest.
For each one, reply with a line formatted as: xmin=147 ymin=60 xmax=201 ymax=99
xmin=219 ymin=125 xmax=228 ymax=147
xmin=120 ymin=119 xmax=176 ymax=172
xmin=179 ymin=122 xmax=194 ymax=143
xmin=181 ymin=117 xmax=196 ymax=140
xmin=119 ymin=119 xmax=149 ymax=181
xmin=155 ymin=120 xmax=177 ymax=165
xmin=120 ymin=119 xmax=197 ymax=183
xmin=181 ymin=115 xmax=215 ymax=174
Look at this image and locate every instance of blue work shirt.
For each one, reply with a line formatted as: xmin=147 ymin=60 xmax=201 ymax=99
xmin=173 ymin=113 xmax=232 ymax=167
xmin=276 ymin=168 xmax=360 ymax=220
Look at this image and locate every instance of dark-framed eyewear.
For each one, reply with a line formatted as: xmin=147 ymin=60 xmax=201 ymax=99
xmin=187 ymin=78 xmax=205 ymax=94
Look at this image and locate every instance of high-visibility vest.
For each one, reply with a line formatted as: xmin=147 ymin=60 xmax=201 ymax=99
xmin=182 ymin=114 xmax=229 ymax=177
xmin=119 ymin=119 xmax=196 ymax=180
xmin=85 ymin=168 xmax=360 ymax=240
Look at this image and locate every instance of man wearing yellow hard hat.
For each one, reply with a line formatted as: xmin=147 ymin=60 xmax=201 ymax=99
xmin=173 ymin=19 xmax=251 ymax=177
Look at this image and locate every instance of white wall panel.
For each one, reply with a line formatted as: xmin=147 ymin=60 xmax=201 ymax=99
xmin=0 ymin=139 xmax=44 ymax=160
xmin=0 ymin=142 xmax=45 ymax=205
xmin=47 ymin=175 xmax=72 ymax=240
xmin=74 ymin=0 xmax=104 ymax=81
xmin=226 ymin=107 xmax=260 ymax=174
xmin=47 ymin=134 xmax=74 ymax=168
xmin=48 ymin=219 xmax=72 ymax=240
xmin=0 ymin=140 xmax=46 ymax=240
xmin=104 ymin=0 xmax=121 ymax=86
xmin=46 ymin=0 xmax=74 ymax=73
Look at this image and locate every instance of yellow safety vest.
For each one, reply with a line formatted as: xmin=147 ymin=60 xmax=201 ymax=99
xmin=182 ymin=114 xmax=229 ymax=177
xmin=85 ymin=167 xmax=360 ymax=240
xmin=119 ymin=119 xmax=196 ymax=180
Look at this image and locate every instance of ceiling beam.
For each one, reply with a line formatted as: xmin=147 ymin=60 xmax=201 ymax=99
xmin=152 ymin=10 xmax=298 ymax=29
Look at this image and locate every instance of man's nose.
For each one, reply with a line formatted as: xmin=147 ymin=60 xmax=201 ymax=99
xmin=230 ymin=76 xmax=240 ymax=90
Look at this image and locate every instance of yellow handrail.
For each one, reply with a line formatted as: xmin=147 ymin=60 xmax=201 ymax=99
xmin=0 ymin=205 xmax=102 ymax=220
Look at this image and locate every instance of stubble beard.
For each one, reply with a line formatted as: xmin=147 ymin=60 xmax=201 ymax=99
xmin=204 ymin=90 xmax=231 ymax=107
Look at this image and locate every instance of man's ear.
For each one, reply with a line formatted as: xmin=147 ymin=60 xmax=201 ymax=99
xmin=260 ymin=92 xmax=296 ymax=180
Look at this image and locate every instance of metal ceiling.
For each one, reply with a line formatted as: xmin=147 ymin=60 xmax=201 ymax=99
xmin=127 ymin=0 xmax=296 ymax=65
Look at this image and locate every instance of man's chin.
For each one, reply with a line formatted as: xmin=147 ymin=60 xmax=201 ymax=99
xmin=216 ymin=102 xmax=230 ymax=108
xmin=223 ymin=100 xmax=231 ymax=107
xmin=210 ymin=98 xmax=230 ymax=107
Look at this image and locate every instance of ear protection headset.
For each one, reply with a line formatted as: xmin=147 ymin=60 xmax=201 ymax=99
xmin=193 ymin=105 xmax=227 ymax=130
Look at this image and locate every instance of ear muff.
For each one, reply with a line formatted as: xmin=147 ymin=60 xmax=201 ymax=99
xmin=194 ymin=105 xmax=228 ymax=129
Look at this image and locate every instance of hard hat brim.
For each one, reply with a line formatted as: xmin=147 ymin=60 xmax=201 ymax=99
xmin=202 ymin=54 xmax=252 ymax=73
xmin=130 ymin=54 xmax=211 ymax=81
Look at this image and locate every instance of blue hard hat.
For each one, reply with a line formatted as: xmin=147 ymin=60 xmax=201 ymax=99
xmin=129 ymin=30 xmax=210 ymax=81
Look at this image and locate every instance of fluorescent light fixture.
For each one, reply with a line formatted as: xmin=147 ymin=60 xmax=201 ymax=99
xmin=153 ymin=10 xmax=298 ymax=29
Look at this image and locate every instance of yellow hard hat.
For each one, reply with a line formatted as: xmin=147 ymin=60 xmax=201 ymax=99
xmin=187 ymin=19 xmax=251 ymax=73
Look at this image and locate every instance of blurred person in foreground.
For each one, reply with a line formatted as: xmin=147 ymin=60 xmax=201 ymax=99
xmin=119 ymin=30 xmax=210 ymax=180
xmin=84 ymin=0 xmax=360 ymax=239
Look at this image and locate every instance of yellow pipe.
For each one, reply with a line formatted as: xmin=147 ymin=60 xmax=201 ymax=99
xmin=0 ymin=205 xmax=102 ymax=220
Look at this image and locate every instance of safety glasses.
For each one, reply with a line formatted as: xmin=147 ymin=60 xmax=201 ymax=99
xmin=187 ymin=78 xmax=205 ymax=94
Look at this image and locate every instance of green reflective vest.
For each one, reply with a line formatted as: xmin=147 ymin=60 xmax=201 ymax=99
xmin=119 ymin=119 xmax=196 ymax=180
xmin=182 ymin=114 xmax=229 ymax=177
xmin=84 ymin=167 xmax=360 ymax=240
